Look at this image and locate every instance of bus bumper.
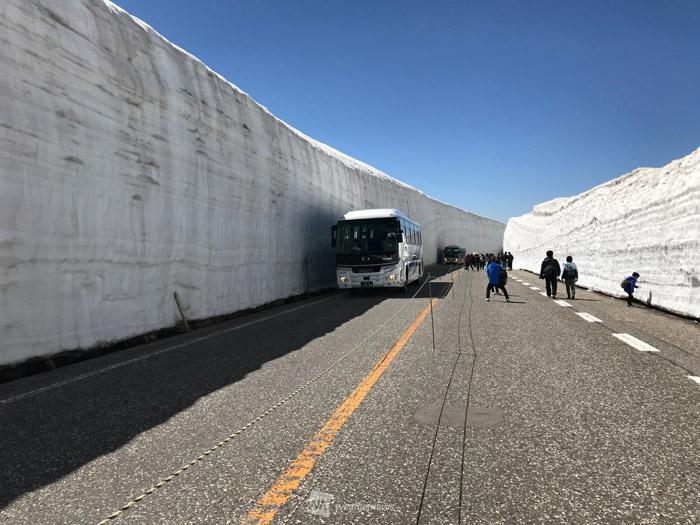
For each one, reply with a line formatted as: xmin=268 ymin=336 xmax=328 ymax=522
xmin=336 ymin=266 xmax=405 ymax=289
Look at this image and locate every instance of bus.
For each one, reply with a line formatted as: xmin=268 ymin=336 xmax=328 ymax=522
xmin=331 ymin=209 xmax=423 ymax=290
xmin=443 ymin=245 xmax=465 ymax=264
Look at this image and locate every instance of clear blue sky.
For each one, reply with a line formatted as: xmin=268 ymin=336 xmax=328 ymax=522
xmin=116 ymin=0 xmax=700 ymax=223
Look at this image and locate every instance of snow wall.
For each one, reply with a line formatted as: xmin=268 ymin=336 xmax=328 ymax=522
xmin=504 ymin=147 xmax=700 ymax=318
xmin=0 ymin=0 xmax=504 ymax=366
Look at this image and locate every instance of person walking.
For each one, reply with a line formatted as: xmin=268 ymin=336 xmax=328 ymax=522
xmin=622 ymin=272 xmax=640 ymax=306
xmin=486 ymin=257 xmax=510 ymax=302
xmin=539 ymin=250 xmax=561 ymax=298
xmin=562 ymin=255 xmax=578 ymax=299
xmin=464 ymin=253 xmax=472 ymax=270
xmin=508 ymin=252 xmax=514 ymax=270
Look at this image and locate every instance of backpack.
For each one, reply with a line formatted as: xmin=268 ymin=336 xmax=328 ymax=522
xmin=499 ymin=268 xmax=508 ymax=285
xmin=620 ymin=278 xmax=629 ymax=290
xmin=543 ymin=261 xmax=556 ymax=278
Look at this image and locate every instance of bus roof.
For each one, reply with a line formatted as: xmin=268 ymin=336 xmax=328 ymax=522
xmin=342 ymin=208 xmax=416 ymax=223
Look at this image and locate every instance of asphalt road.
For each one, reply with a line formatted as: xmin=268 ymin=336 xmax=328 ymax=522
xmin=0 ymin=265 xmax=697 ymax=524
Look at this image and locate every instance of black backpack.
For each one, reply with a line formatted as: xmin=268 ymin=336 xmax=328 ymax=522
xmin=499 ymin=268 xmax=508 ymax=285
xmin=543 ymin=261 xmax=556 ymax=278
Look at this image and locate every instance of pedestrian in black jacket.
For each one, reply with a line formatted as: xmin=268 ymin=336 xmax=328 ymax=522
xmin=539 ymin=250 xmax=561 ymax=298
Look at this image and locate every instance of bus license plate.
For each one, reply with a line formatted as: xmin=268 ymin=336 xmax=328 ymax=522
xmin=360 ymin=282 xmax=373 ymax=288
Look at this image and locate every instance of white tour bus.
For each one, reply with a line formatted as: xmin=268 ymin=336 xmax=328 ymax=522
xmin=331 ymin=209 xmax=424 ymax=290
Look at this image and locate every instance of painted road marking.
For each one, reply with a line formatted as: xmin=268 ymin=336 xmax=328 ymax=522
xmin=242 ymin=299 xmax=438 ymax=525
xmin=539 ymin=292 xmax=548 ymax=297
xmin=529 ymin=286 xmax=540 ymax=291
xmin=0 ymin=295 xmax=337 ymax=405
xmin=612 ymin=333 xmax=660 ymax=353
xmin=688 ymin=376 xmax=700 ymax=385
xmin=575 ymin=312 xmax=602 ymax=323
xmin=553 ymin=300 xmax=572 ymax=307
xmin=522 ymin=282 xmax=531 ymax=286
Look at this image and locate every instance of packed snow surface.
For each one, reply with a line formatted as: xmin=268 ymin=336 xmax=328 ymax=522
xmin=0 ymin=0 xmax=504 ymax=365
xmin=504 ymin=148 xmax=700 ymax=318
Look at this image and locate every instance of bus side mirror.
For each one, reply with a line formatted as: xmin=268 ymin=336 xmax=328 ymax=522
xmin=331 ymin=225 xmax=337 ymax=247
xmin=397 ymin=231 xmax=403 ymax=243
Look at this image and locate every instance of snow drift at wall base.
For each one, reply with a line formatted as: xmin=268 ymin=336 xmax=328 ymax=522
xmin=504 ymin=148 xmax=700 ymax=318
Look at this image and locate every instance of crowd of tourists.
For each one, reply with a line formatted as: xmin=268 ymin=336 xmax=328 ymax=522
xmin=465 ymin=250 xmax=641 ymax=307
xmin=464 ymin=252 xmax=514 ymax=271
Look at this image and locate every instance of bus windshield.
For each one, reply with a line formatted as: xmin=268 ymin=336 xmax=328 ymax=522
xmin=337 ymin=218 xmax=400 ymax=256
xmin=444 ymin=247 xmax=461 ymax=256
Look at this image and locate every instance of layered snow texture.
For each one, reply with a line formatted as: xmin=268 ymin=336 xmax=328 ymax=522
xmin=505 ymin=148 xmax=700 ymax=318
xmin=0 ymin=0 xmax=504 ymax=365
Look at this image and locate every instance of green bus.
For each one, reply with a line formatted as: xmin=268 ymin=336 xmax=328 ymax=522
xmin=442 ymin=245 xmax=465 ymax=265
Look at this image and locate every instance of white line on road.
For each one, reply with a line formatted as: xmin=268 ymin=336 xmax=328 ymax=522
xmin=529 ymin=286 xmax=540 ymax=290
xmin=612 ymin=333 xmax=661 ymax=353
xmin=553 ymin=300 xmax=572 ymax=307
xmin=539 ymin=292 xmax=548 ymax=297
xmin=0 ymin=294 xmax=337 ymax=405
xmin=575 ymin=312 xmax=603 ymax=323
xmin=522 ymin=282 xmax=531 ymax=286
xmin=688 ymin=376 xmax=700 ymax=385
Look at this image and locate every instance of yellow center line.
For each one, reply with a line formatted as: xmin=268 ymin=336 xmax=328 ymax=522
xmin=241 ymin=292 xmax=442 ymax=524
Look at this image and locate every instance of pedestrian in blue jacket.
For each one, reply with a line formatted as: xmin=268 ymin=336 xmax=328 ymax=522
xmin=622 ymin=272 xmax=640 ymax=306
xmin=486 ymin=257 xmax=510 ymax=302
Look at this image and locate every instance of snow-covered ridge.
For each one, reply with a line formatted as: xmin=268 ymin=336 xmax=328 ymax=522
xmin=505 ymin=148 xmax=700 ymax=317
xmin=0 ymin=0 xmax=504 ymax=366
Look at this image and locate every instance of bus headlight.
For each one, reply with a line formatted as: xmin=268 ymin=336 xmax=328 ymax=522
xmin=339 ymin=276 xmax=349 ymax=283
xmin=387 ymin=274 xmax=398 ymax=281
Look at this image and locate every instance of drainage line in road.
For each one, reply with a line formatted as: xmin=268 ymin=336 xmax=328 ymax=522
xmin=97 ymin=274 xmax=435 ymax=525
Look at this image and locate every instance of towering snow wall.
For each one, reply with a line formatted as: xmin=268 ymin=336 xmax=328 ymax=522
xmin=504 ymin=148 xmax=700 ymax=318
xmin=0 ymin=0 xmax=504 ymax=366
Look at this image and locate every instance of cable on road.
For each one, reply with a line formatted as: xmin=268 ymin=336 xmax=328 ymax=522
xmin=279 ymin=269 xmax=459 ymax=525
xmin=97 ymin=274 xmax=435 ymax=524
xmin=415 ymin=266 xmax=478 ymax=525
xmin=457 ymin=267 xmax=478 ymax=524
